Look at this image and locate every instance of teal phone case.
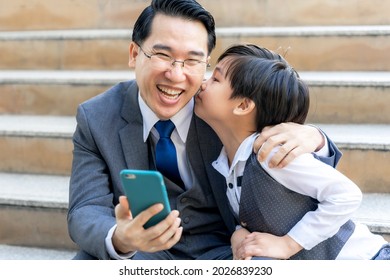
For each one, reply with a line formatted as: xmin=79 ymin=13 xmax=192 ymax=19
xmin=120 ymin=170 xmax=171 ymax=228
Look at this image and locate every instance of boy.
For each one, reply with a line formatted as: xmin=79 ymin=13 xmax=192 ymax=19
xmin=195 ymin=44 xmax=390 ymax=260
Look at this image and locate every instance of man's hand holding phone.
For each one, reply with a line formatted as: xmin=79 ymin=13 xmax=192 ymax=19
xmin=112 ymin=196 xmax=182 ymax=254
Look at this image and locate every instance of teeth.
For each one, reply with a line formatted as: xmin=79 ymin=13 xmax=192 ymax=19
xmin=165 ymin=94 xmax=178 ymax=100
xmin=158 ymin=86 xmax=182 ymax=98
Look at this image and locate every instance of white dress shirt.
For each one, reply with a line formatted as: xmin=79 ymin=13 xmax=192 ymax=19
xmin=212 ymin=133 xmax=387 ymax=259
xmin=139 ymin=94 xmax=194 ymax=189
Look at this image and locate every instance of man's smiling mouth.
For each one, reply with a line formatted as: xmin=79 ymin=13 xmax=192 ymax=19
xmin=157 ymin=85 xmax=183 ymax=100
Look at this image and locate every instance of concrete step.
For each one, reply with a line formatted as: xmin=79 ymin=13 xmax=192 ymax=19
xmin=0 ymin=244 xmax=76 ymax=260
xmin=0 ymin=171 xmax=388 ymax=251
xmin=0 ymin=115 xmax=389 ymax=192
xmin=215 ymin=26 xmax=390 ymax=71
xmin=352 ymin=193 xmax=390 ymax=242
xmin=0 ymin=70 xmax=133 ymax=116
xmin=0 ymin=173 xmax=390 ymax=250
xmin=1 ymin=26 xmax=390 ymax=71
xmin=320 ymin=124 xmax=390 ymax=193
xmin=303 ymin=71 xmax=390 ymax=124
xmin=1 ymin=70 xmax=389 ymax=124
xmin=0 ymin=172 xmax=77 ymax=250
xmin=1 ymin=0 xmax=389 ymax=31
xmin=0 ymin=115 xmax=75 ymax=175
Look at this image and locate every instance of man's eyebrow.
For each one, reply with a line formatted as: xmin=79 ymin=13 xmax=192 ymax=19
xmin=152 ymin=43 xmax=206 ymax=58
xmin=151 ymin=44 xmax=171 ymax=51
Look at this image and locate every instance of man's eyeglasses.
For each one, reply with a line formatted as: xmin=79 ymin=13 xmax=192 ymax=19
xmin=137 ymin=44 xmax=210 ymax=76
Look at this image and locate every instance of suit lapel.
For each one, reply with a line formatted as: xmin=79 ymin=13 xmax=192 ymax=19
xmin=119 ymin=82 xmax=149 ymax=170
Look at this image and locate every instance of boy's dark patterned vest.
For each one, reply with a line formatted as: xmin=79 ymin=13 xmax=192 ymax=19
xmin=239 ymin=153 xmax=355 ymax=260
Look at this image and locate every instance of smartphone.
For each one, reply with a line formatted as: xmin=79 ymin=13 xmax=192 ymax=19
xmin=120 ymin=169 xmax=171 ymax=229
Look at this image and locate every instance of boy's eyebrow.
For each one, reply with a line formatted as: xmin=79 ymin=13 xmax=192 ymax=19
xmin=215 ymin=66 xmax=224 ymax=75
xmin=214 ymin=66 xmax=224 ymax=76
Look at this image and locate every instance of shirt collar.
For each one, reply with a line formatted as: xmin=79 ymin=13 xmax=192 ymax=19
xmin=212 ymin=133 xmax=259 ymax=177
xmin=231 ymin=133 xmax=259 ymax=168
xmin=138 ymin=92 xmax=193 ymax=142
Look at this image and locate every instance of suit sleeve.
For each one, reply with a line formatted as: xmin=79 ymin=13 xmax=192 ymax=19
xmin=67 ymin=104 xmax=116 ymax=260
xmin=311 ymin=127 xmax=342 ymax=168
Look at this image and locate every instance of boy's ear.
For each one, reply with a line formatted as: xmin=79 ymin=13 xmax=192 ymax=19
xmin=233 ymin=98 xmax=255 ymax=116
xmin=128 ymin=42 xmax=139 ymax=68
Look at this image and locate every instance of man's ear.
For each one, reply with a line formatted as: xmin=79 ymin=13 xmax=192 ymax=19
xmin=233 ymin=98 xmax=255 ymax=116
xmin=128 ymin=42 xmax=139 ymax=68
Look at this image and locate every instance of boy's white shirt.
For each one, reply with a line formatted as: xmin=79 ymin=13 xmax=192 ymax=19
xmin=212 ymin=133 xmax=386 ymax=259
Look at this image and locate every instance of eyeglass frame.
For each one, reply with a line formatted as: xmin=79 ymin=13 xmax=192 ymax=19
xmin=136 ymin=43 xmax=210 ymax=75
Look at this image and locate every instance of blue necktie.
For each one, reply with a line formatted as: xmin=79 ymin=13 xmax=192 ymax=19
xmin=154 ymin=120 xmax=184 ymax=188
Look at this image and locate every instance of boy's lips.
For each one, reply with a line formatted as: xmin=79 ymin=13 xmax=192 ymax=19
xmin=194 ymin=88 xmax=202 ymax=98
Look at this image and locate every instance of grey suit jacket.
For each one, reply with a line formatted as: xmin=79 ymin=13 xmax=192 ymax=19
xmin=67 ymin=80 xmax=236 ymax=259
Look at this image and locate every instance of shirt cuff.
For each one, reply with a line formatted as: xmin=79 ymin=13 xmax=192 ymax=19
xmin=312 ymin=128 xmax=329 ymax=157
xmin=235 ymin=224 xmax=243 ymax=231
xmin=287 ymin=223 xmax=327 ymax=250
xmin=105 ymin=224 xmax=137 ymax=259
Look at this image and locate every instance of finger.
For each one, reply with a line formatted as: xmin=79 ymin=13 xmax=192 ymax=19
xmin=236 ymin=245 xmax=253 ymax=260
xmin=159 ymin=223 xmax=183 ymax=250
xmin=266 ymin=141 xmax=295 ymax=168
xmin=120 ymin=206 xmax=171 ymax=253
xmin=239 ymin=244 xmax=264 ymax=260
xmin=147 ymin=222 xmax=183 ymax=252
xmin=260 ymin=131 xmax=304 ymax=168
xmin=274 ymin=146 xmax=301 ymax=168
xmin=253 ymin=126 xmax=273 ymax=154
xmin=140 ymin=209 xmax=180 ymax=241
xmin=132 ymin=203 xmax=165 ymax=228
xmin=235 ymin=237 xmax=255 ymax=257
xmin=253 ymin=134 xmax=265 ymax=154
xmin=256 ymin=134 xmax=286 ymax=163
xmin=241 ymin=232 xmax=266 ymax=247
xmin=240 ymin=237 xmax=258 ymax=248
xmin=115 ymin=196 xmax=132 ymax=220
xmin=149 ymin=215 xmax=181 ymax=245
xmin=119 ymin=195 xmax=130 ymax=214
xmin=256 ymin=123 xmax=300 ymax=162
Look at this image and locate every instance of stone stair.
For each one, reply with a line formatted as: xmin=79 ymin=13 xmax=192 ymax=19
xmin=0 ymin=0 xmax=389 ymax=259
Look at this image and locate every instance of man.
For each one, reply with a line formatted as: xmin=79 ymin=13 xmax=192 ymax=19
xmin=67 ymin=0 xmax=340 ymax=260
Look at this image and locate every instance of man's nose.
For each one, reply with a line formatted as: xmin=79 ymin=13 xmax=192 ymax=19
xmin=166 ymin=63 xmax=186 ymax=81
xmin=200 ymin=80 xmax=207 ymax=91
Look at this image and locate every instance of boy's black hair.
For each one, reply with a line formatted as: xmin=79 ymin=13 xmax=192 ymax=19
xmin=219 ymin=44 xmax=310 ymax=133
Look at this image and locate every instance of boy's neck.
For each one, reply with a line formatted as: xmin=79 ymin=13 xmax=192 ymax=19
xmin=213 ymin=125 xmax=253 ymax=167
